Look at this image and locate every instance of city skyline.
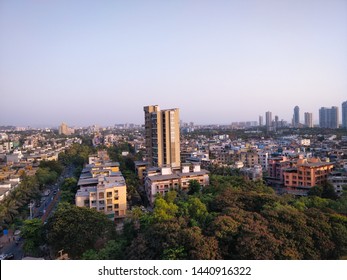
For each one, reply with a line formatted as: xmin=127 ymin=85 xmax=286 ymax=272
xmin=1 ymin=1 xmax=346 ymax=126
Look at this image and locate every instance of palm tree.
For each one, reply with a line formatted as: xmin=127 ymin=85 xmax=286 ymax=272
xmin=2 ymin=199 xmax=20 ymax=224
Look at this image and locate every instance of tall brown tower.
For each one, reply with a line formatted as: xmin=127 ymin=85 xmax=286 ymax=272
xmin=144 ymin=105 xmax=180 ymax=168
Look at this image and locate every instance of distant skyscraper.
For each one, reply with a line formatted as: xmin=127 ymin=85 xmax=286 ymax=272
xmin=274 ymin=115 xmax=279 ymax=131
xmin=144 ymin=105 xmax=180 ymax=168
xmin=265 ymin=111 xmax=272 ymax=131
xmin=319 ymin=107 xmax=339 ymax=128
xmin=319 ymin=107 xmax=328 ymax=128
xmin=293 ymin=106 xmax=300 ymax=128
xmin=330 ymin=106 xmax=339 ymax=128
xmin=259 ymin=116 xmax=263 ymax=127
xmin=304 ymin=112 xmax=313 ymax=128
xmin=59 ymin=122 xmax=74 ymax=135
xmin=342 ymin=101 xmax=347 ymax=129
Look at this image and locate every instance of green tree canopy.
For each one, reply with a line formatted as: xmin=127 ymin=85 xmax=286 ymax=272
xmin=45 ymin=203 xmax=115 ymax=259
xmin=22 ymin=218 xmax=44 ymax=256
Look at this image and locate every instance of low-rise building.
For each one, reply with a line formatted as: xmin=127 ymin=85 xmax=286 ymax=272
xmin=76 ymin=175 xmax=127 ymax=219
xmin=328 ymin=175 xmax=347 ymax=196
xmin=76 ymin=152 xmax=126 ymax=221
xmin=241 ymin=165 xmax=263 ymax=181
xmin=134 ymin=161 xmax=148 ymax=183
xmin=283 ymin=158 xmax=334 ymax=196
xmin=144 ymin=163 xmax=209 ymax=205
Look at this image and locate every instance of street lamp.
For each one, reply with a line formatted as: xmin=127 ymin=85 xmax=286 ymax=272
xmin=28 ymin=201 xmax=34 ymax=219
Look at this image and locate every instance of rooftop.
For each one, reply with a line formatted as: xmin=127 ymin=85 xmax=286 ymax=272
xmin=77 ymin=177 xmax=98 ymax=186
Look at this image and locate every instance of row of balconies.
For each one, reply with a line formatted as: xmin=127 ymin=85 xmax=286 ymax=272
xmin=90 ymin=199 xmax=120 ymax=206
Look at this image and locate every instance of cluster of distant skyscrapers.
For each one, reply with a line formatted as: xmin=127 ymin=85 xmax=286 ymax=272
xmin=259 ymin=101 xmax=347 ymax=131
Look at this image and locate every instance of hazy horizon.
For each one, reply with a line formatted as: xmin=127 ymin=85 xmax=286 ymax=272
xmin=1 ymin=1 xmax=346 ymax=127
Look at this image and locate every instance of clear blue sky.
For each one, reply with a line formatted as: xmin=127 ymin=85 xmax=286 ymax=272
xmin=1 ymin=0 xmax=346 ymax=127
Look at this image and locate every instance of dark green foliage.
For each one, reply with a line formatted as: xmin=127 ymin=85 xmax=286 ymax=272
xmin=122 ymin=175 xmax=347 ymax=260
xmin=22 ymin=218 xmax=45 ymax=256
xmin=56 ymin=150 xmax=347 ymax=260
xmin=188 ymin=180 xmax=201 ymax=195
xmin=82 ymin=239 xmax=127 ymax=260
xmin=58 ymin=143 xmax=94 ymax=167
xmin=45 ymin=203 xmax=115 ymax=259
xmin=308 ymin=182 xmax=338 ymax=200
xmin=35 ymin=168 xmax=58 ymax=188
xmin=39 ymin=160 xmax=63 ymax=176
xmin=0 ymin=174 xmax=41 ymax=230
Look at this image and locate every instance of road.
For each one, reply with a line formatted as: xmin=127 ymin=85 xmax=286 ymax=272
xmin=0 ymin=230 xmax=24 ymax=260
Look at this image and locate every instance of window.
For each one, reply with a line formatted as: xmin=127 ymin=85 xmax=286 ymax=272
xmin=107 ymin=192 xmax=112 ymax=198
xmin=114 ymin=204 xmax=119 ymax=209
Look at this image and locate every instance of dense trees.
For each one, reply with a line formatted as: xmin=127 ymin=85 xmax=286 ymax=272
xmin=59 ymin=177 xmax=78 ymax=204
xmin=58 ymin=143 xmax=95 ymax=167
xmin=45 ymin=203 xmax=115 ymax=259
xmin=21 ymin=218 xmax=45 ymax=256
xmin=82 ymin=173 xmax=347 ymax=260
xmin=0 ymin=141 xmax=96 ymax=257
xmin=0 ymin=175 xmax=41 ymax=230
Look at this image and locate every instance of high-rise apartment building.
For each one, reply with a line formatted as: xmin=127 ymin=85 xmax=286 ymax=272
xmin=319 ymin=107 xmax=339 ymax=128
xmin=304 ymin=112 xmax=313 ymax=128
xmin=293 ymin=106 xmax=300 ymax=127
xmin=330 ymin=106 xmax=339 ymax=128
xmin=259 ymin=116 xmax=263 ymax=127
xmin=342 ymin=101 xmax=347 ymax=129
xmin=144 ymin=105 xmax=180 ymax=168
xmin=319 ymin=107 xmax=328 ymax=128
xmin=274 ymin=115 xmax=279 ymax=131
xmin=59 ymin=122 xmax=74 ymax=135
xmin=265 ymin=111 xmax=272 ymax=131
